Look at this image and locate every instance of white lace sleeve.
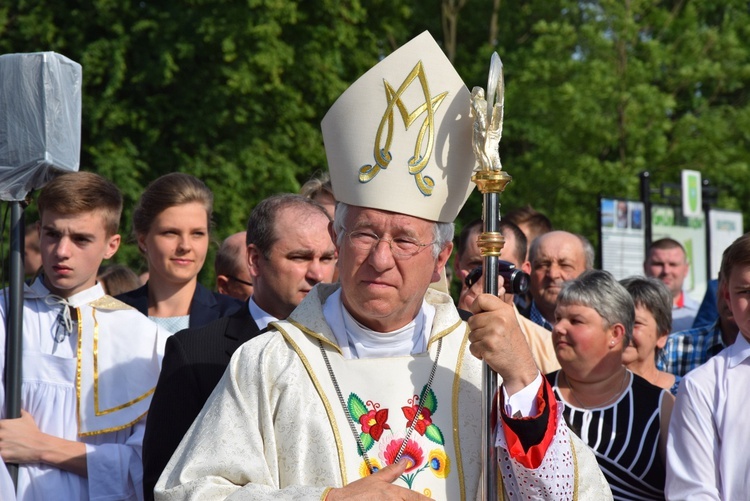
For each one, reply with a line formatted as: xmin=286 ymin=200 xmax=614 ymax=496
xmin=495 ymin=404 xmax=612 ymax=500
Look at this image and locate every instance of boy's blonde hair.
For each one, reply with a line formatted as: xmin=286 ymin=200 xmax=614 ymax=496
xmin=37 ymin=172 xmax=123 ymax=236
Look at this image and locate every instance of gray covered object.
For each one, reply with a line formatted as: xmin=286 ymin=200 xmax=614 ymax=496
xmin=0 ymin=51 xmax=81 ymax=201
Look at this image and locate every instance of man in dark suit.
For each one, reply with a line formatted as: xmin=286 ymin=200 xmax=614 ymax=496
xmin=142 ymin=194 xmax=338 ymax=500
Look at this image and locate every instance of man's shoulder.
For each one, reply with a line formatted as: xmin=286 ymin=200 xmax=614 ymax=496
xmin=678 ymin=351 xmax=725 ymax=398
xmin=666 ymin=322 xmax=719 ymax=346
xmin=172 ymin=306 xmax=257 ymax=346
xmin=194 ymin=283 xmax=244 ymax=313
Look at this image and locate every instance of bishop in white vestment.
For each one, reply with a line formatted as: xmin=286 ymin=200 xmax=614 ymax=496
xmin=156 ymin=31 xmax=611 ymax=500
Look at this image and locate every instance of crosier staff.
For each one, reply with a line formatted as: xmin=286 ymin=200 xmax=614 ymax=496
xmin=470 ymin=52 xmax=511 ymax=501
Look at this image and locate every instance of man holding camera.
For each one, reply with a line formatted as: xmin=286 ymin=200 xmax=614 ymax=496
xmin=456 ymin=219 xmax=560 ymax=374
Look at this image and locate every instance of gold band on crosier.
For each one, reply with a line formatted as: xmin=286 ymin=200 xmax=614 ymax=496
xmin=471 ymin=170 xmax=512 ymax=258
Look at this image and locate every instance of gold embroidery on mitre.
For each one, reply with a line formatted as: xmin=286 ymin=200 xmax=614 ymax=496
xmin=359 ymin=60 xmax=448 ymax=196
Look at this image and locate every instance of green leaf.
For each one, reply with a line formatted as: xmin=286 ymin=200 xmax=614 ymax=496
xmin=422 ymin=387 xmax=438 ymax=414
xmin=424 ymin=424 xmax=444 ymax=445
xmin=348 ymin=394 xmax=368 ymax=421
xmin=359 ymin=433 xmax=374 ymax=454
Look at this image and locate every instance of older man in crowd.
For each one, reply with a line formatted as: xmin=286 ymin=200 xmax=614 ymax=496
xmin=142 ymin=194 xmax=337 ymax=500
xmin=155 ymin=32 xmax=609 ymax=500
xmin=523 ymin=230 xmax=594 ymax=330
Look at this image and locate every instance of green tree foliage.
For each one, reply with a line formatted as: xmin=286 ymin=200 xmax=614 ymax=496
xmin=452 ymin=0 xmax=750 ymax=243
xmin=0 ymin=0 xmax=411 ymax=279
xmin=2 ymin=1 xmax=748 ymax=282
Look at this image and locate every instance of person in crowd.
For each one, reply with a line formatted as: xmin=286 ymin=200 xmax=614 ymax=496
xmin=549 ymin=269 xmax=673 ymax=500
xmin=142 ymin=194 xmax=336 ymax=500
xmin=0 ymin=172 xmax=166 ymax=500
xmin=456 ymin=219 xmax=560 ymax=374
xmin=657 ymin=271 xmax=738 ymax=377
xmin=300 ymin=170 xmax=336 ymax=219
xmin=156 ymin=32 xmax=607 ymax=501
xmin=97 ymin=264 xmax=141 ymax=296
xmin=300 ymin=171 xmax=339 ymax=281
xmin=117 ymin=172 xmax=242 ymax=333
xmin=666 ymin=233 xmax=750 ymax=499
xmin=214 ymin=231 xmax=253 ymax=301
xmin=644 ymin=238 xmax=699 ymax=332
xmin=503 ymin=206 xmax=552 ymax=311
xmin=691 ymin=278 xmax=718 ymax=328
xmin=523 ymin=230 xmax=593 ymax=330
xmin=23 ymin=223 xmax=42 ymax=278
xmin=504 ymin=205 xmax=552 ymax=258
xmin=620 ymin=276 xmax=679 ymax=395
xmin=155 ymin=32 xmax=609 ymax=500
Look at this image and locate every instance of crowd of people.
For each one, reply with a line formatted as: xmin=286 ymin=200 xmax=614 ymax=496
xmin=1 ymin=31 xmax=747 ymax=501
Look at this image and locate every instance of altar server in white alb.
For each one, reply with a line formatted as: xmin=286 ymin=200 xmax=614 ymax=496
xmin=0 ymin=172 xmax=167 ymax=500
xmin=156 ymin=32 xmax=611 ymax=500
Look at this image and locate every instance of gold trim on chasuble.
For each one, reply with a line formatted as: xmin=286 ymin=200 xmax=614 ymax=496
xmin=279 ymin=317 xmax=472 ymax=498
xmin=359 ymin=60 xmax=448 ymax=197
xmin=451 ymin=323 xmax=470 ymax=501
xmin=275 ymin=322 xmax=350 ymax=484
xmin=76 ymin=307 xmax=152 ymax=437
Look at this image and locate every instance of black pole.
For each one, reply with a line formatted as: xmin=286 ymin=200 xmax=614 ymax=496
xmin=640 ymin=171 xmax=652 ymax=255
xmin=4 ymin=201 xmax=25 ymax=486
xmin=702 ymin=178 xmax=712 ymax=280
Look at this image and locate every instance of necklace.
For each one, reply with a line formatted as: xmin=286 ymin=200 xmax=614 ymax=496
xmin=318 ymin=337 xmax=442 ymax=474
xmin=563 ymin=369 xmax=628 ymax=410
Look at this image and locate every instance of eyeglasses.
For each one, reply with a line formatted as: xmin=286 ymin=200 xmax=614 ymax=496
xmin=344 ymin=228 xmax=435 ymax=259
xmin=227 ymin=275 xmax=253 ymax=287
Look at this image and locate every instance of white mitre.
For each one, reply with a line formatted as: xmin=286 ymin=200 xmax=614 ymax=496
xmin=321 ymin=31 xmax=476 ymax=223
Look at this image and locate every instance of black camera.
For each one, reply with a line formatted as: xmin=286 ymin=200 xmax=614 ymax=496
xmin=464 ymin=260 xmax=530 ymax=295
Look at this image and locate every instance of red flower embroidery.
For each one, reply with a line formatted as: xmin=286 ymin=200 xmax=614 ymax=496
xmin=402 ymin=405 xmax=432 ymax=435
xmin=383 ymin=437 xmax=424 ymax=472
xmin=359 ymin=408 xmax=390 ymax=441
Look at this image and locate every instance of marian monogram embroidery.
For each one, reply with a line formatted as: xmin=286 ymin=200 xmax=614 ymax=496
xmin=359 ymin=61 xmax=448 ymax=197
xmin=348 ymin=387 xmax=450 ymax=488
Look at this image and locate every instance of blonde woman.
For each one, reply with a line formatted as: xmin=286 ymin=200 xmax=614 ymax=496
xmin=118 ymin=173 xmax=242 ymax=332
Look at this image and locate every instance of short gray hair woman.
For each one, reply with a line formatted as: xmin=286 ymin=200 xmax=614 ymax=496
xmin=549 ymin=269 xmax=674 ymax=500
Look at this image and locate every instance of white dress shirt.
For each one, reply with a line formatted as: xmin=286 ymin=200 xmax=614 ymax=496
xmin=666 ymin=332 xmax=750 ymax=500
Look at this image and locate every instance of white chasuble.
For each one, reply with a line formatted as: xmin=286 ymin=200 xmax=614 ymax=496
xmin=276 ymin=312 xmax=478 ymax=500
xmin=155 ymin=284 xmax=612 ymax=501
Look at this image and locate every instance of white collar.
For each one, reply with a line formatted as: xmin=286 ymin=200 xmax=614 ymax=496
xmin=248 ymin=296 xmax=279 ymax=330
xmin=29 ymin=277 xmax=106 ymax=307
xmin=728 ymin=332 xmax=750 ymax=369
xmin=322 ymin=288 xmax=435 ymax=359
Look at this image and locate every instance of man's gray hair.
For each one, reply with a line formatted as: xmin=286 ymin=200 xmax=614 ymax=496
xmin=528 ymin=231 xmax=595 ymax=269
xmin=557 ymin=269 xmax=634 ymax=346
xmin=333 ymin=202 xmax=454 ymax=258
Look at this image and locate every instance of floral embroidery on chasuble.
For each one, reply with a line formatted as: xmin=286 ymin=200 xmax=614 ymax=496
xmin=273 ymin=291 xmax=482 ymax=500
